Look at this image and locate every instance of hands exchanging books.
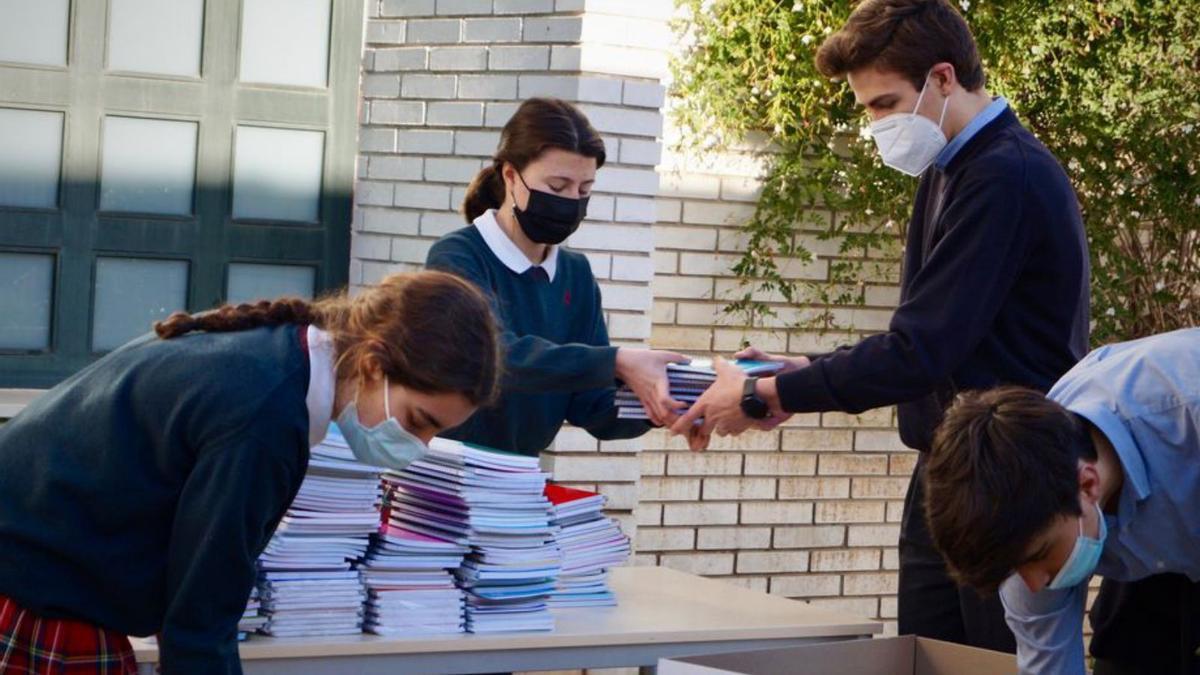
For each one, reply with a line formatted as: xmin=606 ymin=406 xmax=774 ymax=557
xmin=666 ymin=347 xmax=811 ymax=452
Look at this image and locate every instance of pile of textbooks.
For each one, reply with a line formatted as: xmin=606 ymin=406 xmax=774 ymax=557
xmin=545 ymin=484 xmax=630 ymax=608
xmin=359 ymin=491 xmax=470 ymax=635
xmin=237 ymin=587 xmax=267 ymax=640
xmin=381 ymin=437 xmax=559 ymax=633
xmin=252 ymin=428 xmax=383 ymax=638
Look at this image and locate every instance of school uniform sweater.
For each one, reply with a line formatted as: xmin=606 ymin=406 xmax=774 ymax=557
xmin=776 ymin=106 xmax=1091 ymax=450
xmin=0 ymin=325 xmax=312 ymax=674
xmin=426 ymin=211 xmax=650 ymax=455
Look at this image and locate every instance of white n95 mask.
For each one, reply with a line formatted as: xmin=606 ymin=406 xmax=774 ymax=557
xmin=869 ymin=73 xmax=949 ymax=177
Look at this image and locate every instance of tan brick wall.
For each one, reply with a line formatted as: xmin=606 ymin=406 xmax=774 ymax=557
xmin=641 ymin=122 xmax=912 ymax=634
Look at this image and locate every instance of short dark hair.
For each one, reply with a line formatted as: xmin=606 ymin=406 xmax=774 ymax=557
xmin=815 ymin=0 xmax=986 ymax=92
xmin=924 ymin=387 xmax=1097 ymax=592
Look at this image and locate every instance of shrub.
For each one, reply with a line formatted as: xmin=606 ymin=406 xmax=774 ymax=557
xmin=672 ymin=0 xmax=1200 ymax=342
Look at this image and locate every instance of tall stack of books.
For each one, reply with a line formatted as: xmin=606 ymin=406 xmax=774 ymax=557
xmin=382 ymin=437 xmax=559 ymax=633
xmin=253 ymin=428 xmax=383 ymax=638
xmin=615 ymin=359 xmax=786 ymax=420
xmin=358 ymin=491 xmax=470 ymax=635
xmin=237 ymin=587 xmax=267 ymax=640
xmin=544 ymin=484 xmax=630 ymax=608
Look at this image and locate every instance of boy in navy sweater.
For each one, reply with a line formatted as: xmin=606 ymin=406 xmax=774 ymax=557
xmin=673 ymin=0 xmax=1090 ymax=656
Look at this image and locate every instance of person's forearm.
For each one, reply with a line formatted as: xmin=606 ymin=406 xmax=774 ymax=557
xmin=756 ymin=377 xmax=783 ymax=415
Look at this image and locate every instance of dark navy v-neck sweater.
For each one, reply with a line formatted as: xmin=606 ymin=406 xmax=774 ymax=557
xmin=427 ymin=225 xmax=650 ymax=455
xmin=0 ymin=326 xmax=310 ymax=674
xmin=776 ymin=108 xmax=1090 ymax=450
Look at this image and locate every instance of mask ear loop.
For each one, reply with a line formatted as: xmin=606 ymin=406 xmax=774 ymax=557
xmin=383 ymin=375 xmax=392 ymax=422
xmin=918 ymin=70 xmax=951 ymax=131
xmin=512 ymin=169 xmax=532 ymax=215
xmin=349 ymin=374 xmax=366 ymax=426
xmin=912 ymin=72 xmax=933 ymax=114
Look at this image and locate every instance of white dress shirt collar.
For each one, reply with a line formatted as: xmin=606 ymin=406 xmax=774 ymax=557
xmin=473 ymin=209 xmax=559 ymax=281
xmin=305 ymin=325 xmax=336 ymax=447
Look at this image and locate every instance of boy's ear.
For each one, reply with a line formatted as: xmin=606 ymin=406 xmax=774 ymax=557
xmin=931 ymin=61 xmax=957 ymax=94
xmin=1077 ymin=460 xmax=1103 ymax=503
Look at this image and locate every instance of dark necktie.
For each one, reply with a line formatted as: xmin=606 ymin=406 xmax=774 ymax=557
xmin=527 ymin=266 xmax=549 ymax=283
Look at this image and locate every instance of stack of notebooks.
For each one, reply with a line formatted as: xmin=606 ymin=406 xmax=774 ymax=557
xmin=237 ymin=587 xmax=267 ymax=640
xmin=252 ymin=427 xmax=383 ymax=638
xmin=382 ymin=437 xmax=559 ymax=633
xmin=358 ymin=502 xmax=470 ymax=635
xmin=615 ymin=358 xmax=786 ymax=420
xmin=545 ymin=484 xmax=630 ymax=608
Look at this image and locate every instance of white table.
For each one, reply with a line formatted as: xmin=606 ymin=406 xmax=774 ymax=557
xmin=0 ymin=388 xmax=40 ymax=418
xmin=131 ymin=566 xmax=880 ymax=674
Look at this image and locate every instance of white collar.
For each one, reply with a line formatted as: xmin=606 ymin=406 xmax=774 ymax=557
xmin=473 ymin=209 xmax=558 ymax=281
xmin=305 ymin=325 xmax=336 ymax=447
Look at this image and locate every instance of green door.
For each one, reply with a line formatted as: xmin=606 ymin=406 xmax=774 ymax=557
xmin=0 ymin=0 xmax=364 ymax=387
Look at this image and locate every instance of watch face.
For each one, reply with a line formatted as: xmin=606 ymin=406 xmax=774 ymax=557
xmin=740 ymin=395 xmax=769 ymax=420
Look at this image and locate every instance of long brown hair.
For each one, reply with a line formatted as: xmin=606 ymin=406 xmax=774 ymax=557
xmin=154 ymin=271 xmax=502 ymax=406
xmin=461 ymin=97 xmax=606 ymax=223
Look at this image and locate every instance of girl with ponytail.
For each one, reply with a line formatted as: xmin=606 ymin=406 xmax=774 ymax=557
xmin=428 ymin=97 xmax=688 ymax=456
xmin=0 ymin=271 xmax=500 ymax=673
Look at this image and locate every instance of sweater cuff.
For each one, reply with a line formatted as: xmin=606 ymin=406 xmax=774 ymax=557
xmin=579 ymin=345 xmax=620 ymax=390
xmin=775 ymin=360 xmax=845 ymax=413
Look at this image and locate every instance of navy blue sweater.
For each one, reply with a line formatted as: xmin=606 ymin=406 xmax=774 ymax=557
xmin=0 ymin=326 xmax=310 ymax=674
xmin=427 ymin=225 xmax=650 ymax=455
xmin=777 ymin=108 xmax=1090 ymax=450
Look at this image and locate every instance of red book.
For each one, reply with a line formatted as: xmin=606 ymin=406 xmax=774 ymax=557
xmin=544 ymin=484 xmax=599 ymax=505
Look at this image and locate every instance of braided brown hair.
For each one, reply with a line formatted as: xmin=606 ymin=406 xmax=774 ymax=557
xmin=154 ymin=271 xmax=502 ymax=406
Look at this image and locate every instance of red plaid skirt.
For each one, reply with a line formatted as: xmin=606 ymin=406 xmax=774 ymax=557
xmin=0 ymin=595 xmax=136 ymax=674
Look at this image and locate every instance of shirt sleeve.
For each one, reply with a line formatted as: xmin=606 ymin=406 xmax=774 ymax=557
xmin=1000 ymin=575 xmax=1089 ymax=675
xmin=565 ymin=388 xmax=653 ymax=440
xmin=158 ymin=410 xmax=307 ymax=674
xmin=564 ymin=278 xmax=651 ymax=440
xmin=427 ymin=236 xmax=619 ymax=394
xmin=774 ymin=163 xmax=1036 ymax=414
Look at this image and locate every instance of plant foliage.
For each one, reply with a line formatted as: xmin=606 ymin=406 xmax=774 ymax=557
xmin=672 ymin=0 xmax=1200 ymax=342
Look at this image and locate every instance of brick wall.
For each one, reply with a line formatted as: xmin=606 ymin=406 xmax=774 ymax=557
xmin=352 ymin=0 xmax=915 ymax=637
xmin=639 ymin=118 xmax=911 ymax=633
xmin=351 ymin=0 xmax=676 ymax=550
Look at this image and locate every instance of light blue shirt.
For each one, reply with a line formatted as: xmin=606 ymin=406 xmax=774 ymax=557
xmin=934 ymin=96 xmax=1009 ymax=169
xmin=1000 ymin=327 xmax=1200 ymax=674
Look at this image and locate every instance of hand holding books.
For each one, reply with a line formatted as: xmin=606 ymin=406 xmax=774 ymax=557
xmin=618 ymin=354 xmax=790 ymax=452
xmin=660 ymin=349 xmax=809 ymax=451
xmin=613 ymin=347 xmax=691 ymax=427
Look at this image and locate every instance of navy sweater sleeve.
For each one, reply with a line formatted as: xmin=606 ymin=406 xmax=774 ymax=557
xmin=564 ymin=280 xmax=653 ymax=440
xmin=776 ymin=159 xmax=1035 ymax=414
xmin=427 ymin=234 xmax=619 ymax=394
xmin=159 ymin=378 xmax=307 ymax=673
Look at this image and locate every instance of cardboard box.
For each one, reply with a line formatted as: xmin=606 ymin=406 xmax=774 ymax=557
xmin=658 ymin=636 xmax=1017 ymax=675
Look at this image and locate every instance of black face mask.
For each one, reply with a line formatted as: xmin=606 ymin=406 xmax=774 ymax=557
xmin=512 ymin=171 xmax=589 ymax=245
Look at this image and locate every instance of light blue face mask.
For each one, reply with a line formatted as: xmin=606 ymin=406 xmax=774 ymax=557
xmin=1047 ymin=500 xmax=1108 ymax=591
xmin=336 ymin=376 xmax=428 ymax=471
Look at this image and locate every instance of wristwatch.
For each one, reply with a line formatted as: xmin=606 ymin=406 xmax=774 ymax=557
xmin=739 ymin=376 xmax=770 ymax=420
